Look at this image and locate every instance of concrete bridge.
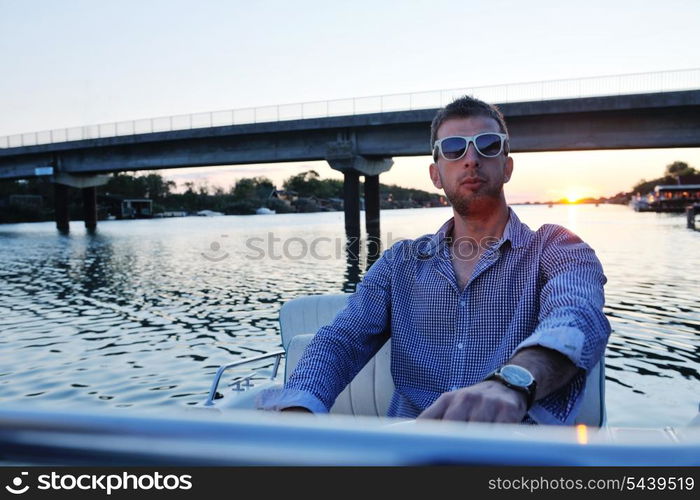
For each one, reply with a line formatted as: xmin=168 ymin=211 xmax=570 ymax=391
xmin=2 ymin=83 xmax=699 ymax=242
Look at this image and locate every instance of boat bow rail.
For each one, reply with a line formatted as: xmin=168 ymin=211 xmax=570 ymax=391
xmin=204 ymin=350 xmax=285 ymax=407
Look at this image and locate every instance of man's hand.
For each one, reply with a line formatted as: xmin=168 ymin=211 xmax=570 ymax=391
xmin=417 ymin=380 xmax=527 ymax=423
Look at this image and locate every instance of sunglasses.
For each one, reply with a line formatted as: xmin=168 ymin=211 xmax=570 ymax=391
xmin=433 ymin=133 xmax=508 ymax=161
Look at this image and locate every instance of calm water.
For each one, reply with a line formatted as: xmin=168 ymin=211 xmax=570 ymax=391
xmin=0 ymin=205 xmax=698 ymax=427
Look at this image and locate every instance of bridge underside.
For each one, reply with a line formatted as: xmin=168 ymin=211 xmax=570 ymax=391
xmin=2 ymin=91 xmax=699 ymax=180
xmin=2 ymin=104 xmax=700 ymax=180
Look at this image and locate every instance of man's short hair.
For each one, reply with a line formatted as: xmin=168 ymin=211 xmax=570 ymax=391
xmin=430 ymin=95 xmax=509 ymax=158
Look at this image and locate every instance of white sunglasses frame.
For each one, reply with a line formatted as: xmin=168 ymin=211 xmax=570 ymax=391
xmin=433 ymin=133 xmax=509 ymax=161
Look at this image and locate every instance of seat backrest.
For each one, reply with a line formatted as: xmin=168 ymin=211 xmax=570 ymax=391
xmin=279 ymin=294 xmax=351 ymax=350
xmin=280 ymin=294 xmax=606 ymax=426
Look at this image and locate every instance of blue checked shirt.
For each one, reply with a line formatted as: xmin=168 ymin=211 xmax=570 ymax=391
xmin=258 ymin=208 xmax=610 ymax=424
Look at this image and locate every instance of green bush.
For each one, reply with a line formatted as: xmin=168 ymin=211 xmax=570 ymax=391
xmin=267 ymin=198 xmax=295 ymax=213
xmin=223 ymin=199 xmax=259 ymax=215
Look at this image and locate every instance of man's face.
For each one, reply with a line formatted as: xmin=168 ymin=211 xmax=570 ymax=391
xmin=429 ymin=116 xmax=513 ymax=216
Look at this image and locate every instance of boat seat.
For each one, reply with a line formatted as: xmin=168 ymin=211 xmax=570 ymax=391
xmin=280 ymin=294 xmax=606 ymax=426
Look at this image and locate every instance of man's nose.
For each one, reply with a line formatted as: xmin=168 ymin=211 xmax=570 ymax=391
xmin=461 ymin=143 xmax=480 ymax=167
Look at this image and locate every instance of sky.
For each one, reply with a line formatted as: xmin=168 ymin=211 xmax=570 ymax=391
xmin=1 ymin=0 xmax=700 ymax=202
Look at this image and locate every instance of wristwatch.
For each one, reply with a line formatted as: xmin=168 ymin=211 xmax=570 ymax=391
xmin=486 ymin=364 xmax=537 ymax=410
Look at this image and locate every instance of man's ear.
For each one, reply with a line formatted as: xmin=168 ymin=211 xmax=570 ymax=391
xmin=429 ymin=163 xmax=442 ymax=189
xmin=503 ymin=156 xmax=513 ymax=184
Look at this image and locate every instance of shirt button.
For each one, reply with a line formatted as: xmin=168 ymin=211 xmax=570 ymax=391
xmin=457 ymin=343 xmax=464 ymax=349
xmin=450 ymin=386 xmax=458 ymax=391
xmin=459 ymin=301 xmax=465 ymax=307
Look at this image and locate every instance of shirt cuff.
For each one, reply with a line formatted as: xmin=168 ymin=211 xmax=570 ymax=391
xmin=514 ymin=326 xmax=585 ymax=367
xmin=255 ymin=387 xmax=329 ymax=413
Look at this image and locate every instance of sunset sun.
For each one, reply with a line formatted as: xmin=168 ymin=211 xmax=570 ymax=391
xmin=565 ymin=189 xmax=583 ymax=203
xmin=563 ymin=188 xmax=589 ymax=204
xmin=565 ymin=192 xmax=581 ymax=203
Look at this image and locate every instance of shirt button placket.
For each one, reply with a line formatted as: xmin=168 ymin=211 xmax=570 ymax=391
xmin=449 ymin=294 xmax=464 ymax=391
xmin=452 ymin=292 xmax=468 ymax=390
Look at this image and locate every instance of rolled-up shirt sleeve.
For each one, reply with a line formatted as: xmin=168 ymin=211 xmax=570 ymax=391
xmin=256 ymin=241 xmax=398 ymax=413
xmin=255 ymin=387 xmax=328 ymax=413
xmin=515 ymin=225 xmax=611 ymax=424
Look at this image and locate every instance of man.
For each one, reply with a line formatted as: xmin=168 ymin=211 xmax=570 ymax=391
xmin=258 ymin=95 xmax=610 ymax=424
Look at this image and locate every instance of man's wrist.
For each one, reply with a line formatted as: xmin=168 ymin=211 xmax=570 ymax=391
xmin=486 ymin=364 xmax=537 ymax=410
xmin=507 ymin=346 xmax=580 ymax=403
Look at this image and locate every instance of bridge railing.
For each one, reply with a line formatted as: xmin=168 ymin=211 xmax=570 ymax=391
xmin=1 ymin=68 xmax=699 ymax=150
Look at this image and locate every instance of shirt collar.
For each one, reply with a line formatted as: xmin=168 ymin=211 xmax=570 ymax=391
xmin=416 ymin=218 xmax=453 ymax=259
xmin=501 ymin=208 xmax=531 ymax=249
xmin=417 ymin=207 xmax=531 ymax=258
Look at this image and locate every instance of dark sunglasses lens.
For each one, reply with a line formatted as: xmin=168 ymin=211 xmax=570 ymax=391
xmin=440 ymin=137 xmax=468 ymax=159
xmin=475 ymin=134 xmax=503 ymax=157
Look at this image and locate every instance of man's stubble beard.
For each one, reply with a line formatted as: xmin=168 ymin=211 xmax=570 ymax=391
xmin=445 ymin=181 xmax=504 ymax=217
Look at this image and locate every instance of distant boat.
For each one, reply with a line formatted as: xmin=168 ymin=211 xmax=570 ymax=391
xmin=155 ymin=211 xmax=187 ymax=218
xmin=629 ymin=197 xmax=652 ymax=212
xmin=196 ymin=210 xmax=224 ymax=217
xmin=256 ymin=207 xmax=276 ymax=215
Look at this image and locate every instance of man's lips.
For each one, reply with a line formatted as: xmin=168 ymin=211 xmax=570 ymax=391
xmin=460 ymin=178 xmax=485 ymax=188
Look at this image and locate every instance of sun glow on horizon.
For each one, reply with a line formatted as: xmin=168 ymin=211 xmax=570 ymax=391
xmin=566 ymin=194 xmax=582 ymax=204
xmin=563 ymin=187 xmax=593 ymax=204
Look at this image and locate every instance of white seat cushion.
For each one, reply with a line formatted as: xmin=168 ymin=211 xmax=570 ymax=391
xmin=286 ymin=334 xmax=394 ymax=416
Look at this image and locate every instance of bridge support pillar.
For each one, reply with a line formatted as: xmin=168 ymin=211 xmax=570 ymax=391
xmin=343 ymin=171 xmax=361 ymax=259
xmin=364 ymin=174 xmax=381 ymax=264
xmin=82 ymin=186 xmax=98 ymax=232
xmin=327 ymin=141 xmax=393 ymax=269
xmin=54 ymin=183 xmax=70 ymax=233
xmin=52 ymin=173 xmax=109 ymax=233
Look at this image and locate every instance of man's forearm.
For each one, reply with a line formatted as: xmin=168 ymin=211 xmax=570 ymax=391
xmin=508 ymin=346 xmax=579 ymax=400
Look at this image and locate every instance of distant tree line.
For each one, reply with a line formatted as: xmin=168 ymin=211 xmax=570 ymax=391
xmin=0 ymin=169 xmax=446 ymax=223
xmin=4 ymin=160 xmax=695 ymax=223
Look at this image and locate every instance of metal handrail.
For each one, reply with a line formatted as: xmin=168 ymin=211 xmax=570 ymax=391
xmin=204 ymin=350 xmax=285 ymax=406
xmin=1 ymin=68 xmax=699 ymax=150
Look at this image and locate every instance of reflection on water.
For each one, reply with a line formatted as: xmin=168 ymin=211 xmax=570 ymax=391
xmin=0 ymin=205 xmax=698 ymax=427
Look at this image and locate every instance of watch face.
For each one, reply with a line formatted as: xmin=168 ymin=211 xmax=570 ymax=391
xmin=500 ymin=365 xmax=533 ymax=388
